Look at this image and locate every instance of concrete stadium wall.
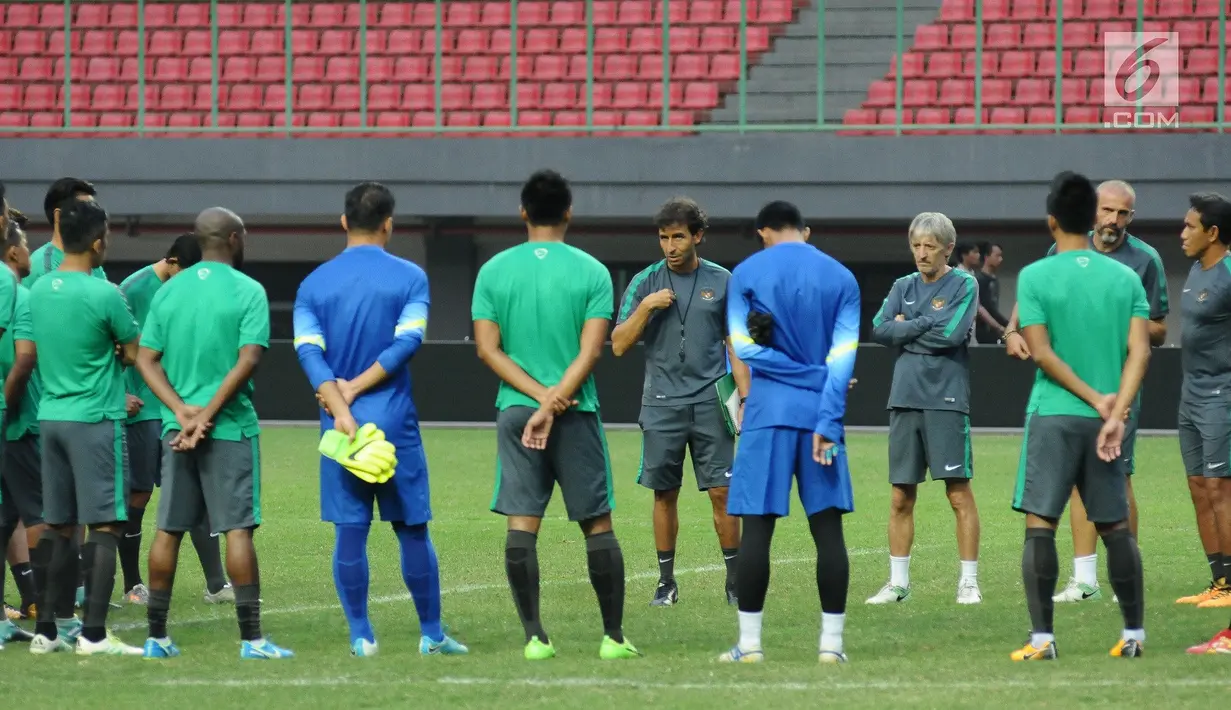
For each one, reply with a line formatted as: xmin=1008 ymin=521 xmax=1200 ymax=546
xmin=2 ymin=133 xmax=1226 ymax=223
xmin=260 ymin=342 xmax=1185 ymax=430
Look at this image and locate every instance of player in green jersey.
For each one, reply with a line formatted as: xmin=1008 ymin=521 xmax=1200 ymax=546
xmin=1009 ymin=172 xmax=1150 ymax=662
xmin=25 ymin=178 xmax=108 ymax=288
xmin=137 ymin=207 xmax=291 ymax=660
xmin=28 ymin=198 xmax=143 ymax=656
xmin=116 ymin=234 xmax=231 ymax=607
xmin=472 ymin=170 xmax=639 ymax=661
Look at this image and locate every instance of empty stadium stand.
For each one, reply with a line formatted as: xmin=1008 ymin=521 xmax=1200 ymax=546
xmin=842 ymin=0 xmax=1231 ymax=134
xmin=0 ymin=0 xmax=800 ymax=137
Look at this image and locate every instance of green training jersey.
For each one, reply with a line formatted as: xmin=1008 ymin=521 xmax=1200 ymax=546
xmin=119 ymin=264 xmax=166 ymax=423
xmin=471 ymin=241 xmax=614 ymax=412
xmin=0 ymin=285 xmax=42 ymax=439
xmin=24 ymin=242 xmax=107 ymax=287
xmin=30 ymin=271 xmax=139 ymax=423
xmin=0 ymin=267 xmax=17 ymax=415
xmin=1017 ymin=249 xmax=1149 ymax=418
xmin=140 ymin=261 xmax=269 ymax=441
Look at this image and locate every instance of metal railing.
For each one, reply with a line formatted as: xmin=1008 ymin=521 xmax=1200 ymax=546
xmin=0 ymin=0 xmax=1226 ymax=136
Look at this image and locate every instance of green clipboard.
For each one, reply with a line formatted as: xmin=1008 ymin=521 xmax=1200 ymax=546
xmin=714 ymin=373 xmax=740 ymax=437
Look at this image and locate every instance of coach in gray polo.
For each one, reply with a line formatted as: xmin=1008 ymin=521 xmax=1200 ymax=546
xmin=612 ymin=197 xmax=751 ymax=609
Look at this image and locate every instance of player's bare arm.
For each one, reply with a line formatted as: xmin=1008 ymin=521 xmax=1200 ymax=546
xmin=116 ymin=337 xmax=139 ymax=366
xmin=1147 ymin=317 xmax=1166 ymax=347
xmin=611 ymin=288 xmax=673 ymax=356
xmin=1021 ymin=324 xmax=1107 ymax=413
xmin=181 ymin=343 xmax=265 ymax=449
xmin=135 ymin=346 xmax=197 ymax=428
xmin=727 ymin=340 xmax=751 ymax=397
xmin=1003 ymin=304 xmax=1030 ymax=359
xmin=316 ymin=380 xmax=357 ymax=438
xmin=1112 ymin=317 xmax=1152 ymax=421
xmin=474 ymin=318 xmax=572 ymax=413
xmin=3 ymin=339 xmax=35 ymax=411
xmin=549 ymin=317 xmax=609 ymax=404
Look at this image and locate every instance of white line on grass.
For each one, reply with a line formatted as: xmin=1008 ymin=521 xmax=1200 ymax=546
xmin=110 ymin=546 xmax=894 ymax=632
xmin=149 ymin=675 xmax=1231 ymax=692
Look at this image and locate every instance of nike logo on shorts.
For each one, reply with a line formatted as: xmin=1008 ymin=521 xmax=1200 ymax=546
xmin=724 ymin=471 xmax=732 ymax=478
xmin=904 ymin=300 xmax=916 ymax=305
xmin=1210 ymin=462 xmax=1226 ymax=469
xmin=945 ymin=464 xmax=962 ymax=471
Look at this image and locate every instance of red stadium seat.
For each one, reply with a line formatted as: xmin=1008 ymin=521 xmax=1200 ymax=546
xmin=903 ymin=79 xmax=938 ymax=106
xmin=888 ymin=53 xmax=926 ymax=78
xmin=938 ymin=78 xmax=974 ymax=106
xmin=1013 ymin=78 xmax=1052 ymax=104
xmin=542 ymin=83 xmax=577 ymax=110
xmin=85 ymin=57 xmax=118 ymax=82
xmin=223 ymin=57 xmax=255 ymax=83
xmin=987 ymin=24 xmax=1022 ymax=49
xmin=1011 ymin=0 xmax=1045 ymax=19
xmin=915 ymin=25 xmax=948 ymax=51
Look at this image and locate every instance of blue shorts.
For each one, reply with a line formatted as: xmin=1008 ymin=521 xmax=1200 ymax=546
xmin=320 ymin=440 xmax=432 ymax=526
xmin=728 ymin=426 xmax=854 ymax=518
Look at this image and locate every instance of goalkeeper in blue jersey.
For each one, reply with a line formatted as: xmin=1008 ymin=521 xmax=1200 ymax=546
xmin=718 ymin=201 xmax=859 ymax=665
xmin=293 ymin=182 xmax=467 ymax=658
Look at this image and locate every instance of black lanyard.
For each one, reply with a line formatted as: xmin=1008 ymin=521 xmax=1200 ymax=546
xmin=665 ymin=268 xmax=700 ymax=362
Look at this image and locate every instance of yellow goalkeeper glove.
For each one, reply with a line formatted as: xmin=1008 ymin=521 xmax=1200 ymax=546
xmin=318 ymin=423 xmax=398 ymax=484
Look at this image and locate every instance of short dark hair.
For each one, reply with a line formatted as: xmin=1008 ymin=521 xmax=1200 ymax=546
xmin=344 ymin=181 xmax=395 ymax=232
xmin=955 ymin=242 xmax=979 ymax=260
xmin=5 ymin=220 xmax=24 ymax=250
xmin=1189 ymin=192 xmax=1231 ymax=246
xmin=520 ymin=170 xmax=572 ymax=227
xmin=58 ymin=199 xmax=109 ymax=254
xmin=981 ymin=242 xmax=1002 ymax=256
xmin=43 ymin=177 xmax=97 ymax=225
xmin=1046 ymin=171 xmax=1098 ymax=235
xmin=655 ymin=197 xmax=708 ymax=235
xmin=165 ymin=232 xmax=202 ymax=267
xmin=755 ymin=201 xmax=805 ymax=232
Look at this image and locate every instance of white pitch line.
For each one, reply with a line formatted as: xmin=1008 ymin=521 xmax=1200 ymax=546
xmin=110 ymin=545 xmax=895 ymax=633
xmin=148 ymin=675 xmax=1231 ymax=691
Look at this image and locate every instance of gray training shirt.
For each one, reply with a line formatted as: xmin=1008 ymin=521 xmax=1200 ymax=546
xmin=617 ymin=259 xmax=730 ymax=407
xmin=871 ymin=268 xmax=978 ymax=414
xmin=1181 ymin=256 xmax=1231 ymax=405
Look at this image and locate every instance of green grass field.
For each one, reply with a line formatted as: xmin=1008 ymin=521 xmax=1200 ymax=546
xmin=3 ymin=427 xmax=1229 ymax=708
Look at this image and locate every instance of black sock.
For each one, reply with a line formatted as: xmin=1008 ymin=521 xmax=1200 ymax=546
xmin=1103 ymin=528 xmax=1144 ymax=630
xmin=504 ymin=530 xmax=546 ymax=644
xmin=809 ymin=510 xmax=849 ymax=614
xmin=234 ymin=583 xmax=262 ymax=641
xmin=656 ymin=549 xmax=675 ymax=584
xmin=37 ymin=533 xmax=72 ymax=639
xmin=148 ymin=587 xmax=172 ymax=639
xmin=722 ymin=547 xmax=739 ymax=590
xmin=585 ymin=531 xmax=625 ymax=644
xmin=119 ymin=505 xmax=146 ymax=592
xmin=191 ymin=525 xmax=227 ymax=594
xmin=1209 ymin=552 xmax=1225 ymax=585
xmin=736 ymin=515 xmax=775 ymax=613
xmin=56 ymin=539 xmax=79 ymax=619
xmin=11 ymin=562 xmax=38 ymax=609
xmin=82 ymin=531 xmax=120 ymax=643
xmin=1022 ymin=528 xmax=1058 ymax=635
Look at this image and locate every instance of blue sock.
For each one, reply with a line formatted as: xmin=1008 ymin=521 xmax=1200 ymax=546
xmin=393 ymin=522 xmax=443 ymax=642
xmin=332 ymin=524 xmax=373 ymax=644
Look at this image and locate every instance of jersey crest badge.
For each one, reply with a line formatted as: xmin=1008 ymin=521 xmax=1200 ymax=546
xmin=534 ymin=248 xmax=548 ymax=259
xmin=1076 ymin=256 xmax=1090 ymax=267
xmin=700 ymin=288 xmax=714 ymax=301
xmin=50 ymin=278 xmax=62 ymax=291
xmin=198 ymin=268 xmax=211 ymax=279
xmin=1198 ymin=290 xmax=1209 ymax=303
xmin=930 ymin=297 xmax=945 ymax=311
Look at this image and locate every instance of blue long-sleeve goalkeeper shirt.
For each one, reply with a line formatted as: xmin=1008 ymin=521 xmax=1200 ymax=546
xmin=292 ymin=245 xmax=429 ymax=443
xmin=727 ymin=241 xmax=860 ymax=442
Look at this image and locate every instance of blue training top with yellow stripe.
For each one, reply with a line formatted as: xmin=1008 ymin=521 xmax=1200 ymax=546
xmin=727 ymin=241 xmax=860 ymax=442
xmin=292 ymin=244 xmax=429 ymax=443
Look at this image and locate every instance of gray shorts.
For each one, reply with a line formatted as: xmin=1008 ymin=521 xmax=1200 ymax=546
xmin=157 ymin=434 xmax=261 ymax=535
xmin=40 ymin=420 xmax=130 ymax=527
xmin=126 ymin=420 xmax=163 ymax=492
xmin=1120 ymin=417 xmax=1139 ymax=477
xmin=888 ymin=408 xmax=973 ymax=485
xmin=2 ymin=435 xmax=43 ymax=525
xmin=1178 ymin=401 xmax=1231 ymax=478
xmin=1013 ymin=414 xmax=1128 ymax=524
xmin=492 ymin=407 xmax=613 ymax=522
xmin=637 ymin=402 xmax=735 ymax=491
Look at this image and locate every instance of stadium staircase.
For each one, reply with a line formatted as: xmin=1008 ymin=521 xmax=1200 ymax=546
xmin=841 ymin=0 xmax=1231 ymax=134
xmin=0 ymin=0 xmax=804 ymax=136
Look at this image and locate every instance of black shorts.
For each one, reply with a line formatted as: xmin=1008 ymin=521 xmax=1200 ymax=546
xmin=2 ymin=434 xmax=43 ymax=526
xmin=491 ymin=407 xmax=613 ymax=522
xmin=127 ymin=420 xmax=163 ymax=492
xmin=1012 ymin=414 xmax=1128 ymax=524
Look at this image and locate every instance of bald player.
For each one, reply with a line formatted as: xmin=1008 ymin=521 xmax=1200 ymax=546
xmin=137 ymin=208 xmax=292 ymax=660
xmin=1004 ymin=179 xmax=1167 ymax=604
